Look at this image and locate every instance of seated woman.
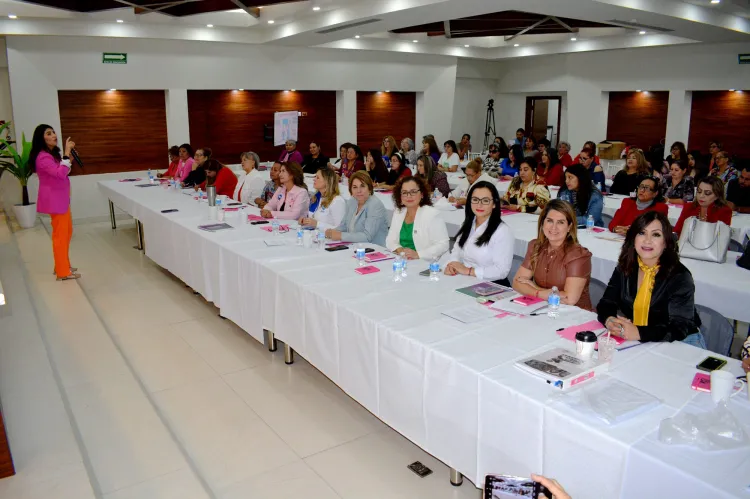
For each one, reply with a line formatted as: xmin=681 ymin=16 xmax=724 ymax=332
xmin=502 ymin=157 xmax=551 ymax=213
xmin=377 ymin=152 xmax=412 ymax=189
xmin=665 ymin=141 xmax=688 ymax=167
xmin=386 ymin=176 xmax=449 ymax=261
xmin=556 ymin=164 xmax=604 ymax=227
xmin=578 ymin=147 xmax=605 ymax=193
xmin=673 ymin=175 xmax=733 ymax=235
xmin=197 ymin=159 xmax=238 ymax=197
xmin=256 ymin=161 xmax=281 ymax=208
xmin=329 ymin=142 xmax=351 ymax=170
xmin=381 ymin=135 xmax=397 ymax=168
xmin=512 ymin=199 xmax=594 ymax=310
xmin=278 ymin=140 xmax=304 ymax=164
xmin=482 ymin=143 xmax=503 ymax=177
xmin=610 ymin=148 xmax=650 ymax=195
xmin=325 ymin=171 xmax=388 ymax=246
xmin=445 ymin=181 xmax=514 ymax=285
xmin=233 ymin=151 xmax=265 ymax=204
xmin=158 ymin=145 xmax=180 ymax=178
xmin=175 ymin=143 xmax=195 ymax=184
xmin=299 ymin=168 xmax=346 ymax=230
xmin=415 ymin=155 xmax=451 ymax=198
xmin=301 ymin=141 xmax=330 ymax=174
xmin=660 ymin=159 xmax=695 ymax=205
xmin=597 ymin=211 xmax=704 ymax=345
xmin=609 ymin=176 xmax=668 ymax=234
xmin=449 ymin=159 xmax=494 ymax=206
xmin=400 ymin=137 xmax=418 ymax=166
xmin=365 ymin=148 xmax=389 ymax=184
xmin=422 ymin=137 xmax=441 ymax=164
xmin=183 ymin=147 xmax=211 ymax=187
xmin=261 ymin=161 xmax=310 ymax=220
xmin=536 ymin=148 xmax=564 ymax=187
xmin=437 ymin=140 xmax=460 ymax=173
xmin=340 ymin=144 xmax=365 ymax=179
xmin=523 ymin=135 xmax=539 ymax=159
xmin=557 ymin=141 xmax=573 ymax=168
xmin=573 ymin=141 xmax=601 ymax=164
xmin=498 ymin=144 xmax=524 ymax=180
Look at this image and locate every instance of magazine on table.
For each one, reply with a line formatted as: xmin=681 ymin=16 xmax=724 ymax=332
xmin=198 ymin=223 xmax=234 ymax=232
xmin=515 ymin=347 xmax=609 ymax=390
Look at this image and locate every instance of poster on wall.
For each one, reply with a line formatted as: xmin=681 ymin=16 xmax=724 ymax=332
xmin=274 ymin=111 xmax=299 ymax=146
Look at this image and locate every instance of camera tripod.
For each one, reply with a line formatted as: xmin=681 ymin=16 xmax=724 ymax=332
xmin=483 ymin=99 xmax=496 ymax=152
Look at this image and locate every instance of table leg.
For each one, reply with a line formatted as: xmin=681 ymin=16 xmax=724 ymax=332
xmin=449 ymin=468 xmax=463 ymax=486
xmin=134 ymin=220 xmax=144 ymax=251
xmin=265 ymin=330 xmax=277 ymax=352
xmin=109 ymin=200 xmax=117 ymax=229
xmin=284 ymin=344 xmax=294 ymax=365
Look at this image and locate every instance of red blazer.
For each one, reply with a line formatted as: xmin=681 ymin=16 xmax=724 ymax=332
xmin=608 ymin=198 xmax=668 ymax=232
xmin=165 ymin=159 xmax=179 ymax=177
xmin=199 ymin=166 xmax=238 ymax=197
xmin=673 ymin=203 xmax=733 ymax=235
xmin=559 ymin=153 xmax=573 ymax=168
xmin=538 ymin=163 xmax=564 ymax=187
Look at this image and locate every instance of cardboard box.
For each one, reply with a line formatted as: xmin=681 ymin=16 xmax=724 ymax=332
xmin=597 ymin=141 xmax=626 ymax=160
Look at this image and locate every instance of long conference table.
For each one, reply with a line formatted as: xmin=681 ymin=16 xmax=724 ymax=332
xmin=99 ymin=179 xmax=749 ymax=499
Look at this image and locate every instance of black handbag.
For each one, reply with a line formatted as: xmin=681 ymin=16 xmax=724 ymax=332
xmin=737 ymin=243 xmax=750 ymax=270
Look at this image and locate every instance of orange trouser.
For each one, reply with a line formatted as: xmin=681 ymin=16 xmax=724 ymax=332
xmin=50 ymin=207 xmax=73 ymax=278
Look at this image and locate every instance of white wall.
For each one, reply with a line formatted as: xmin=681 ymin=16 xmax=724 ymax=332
xmin=4 ymin=35 xmax=461 ymax=221
xmin=451 ymin=77 xmax=497 ymax=151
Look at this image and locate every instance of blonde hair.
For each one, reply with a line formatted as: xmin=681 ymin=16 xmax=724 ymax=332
xmin=316 ymin=168 xmax=340 ymax=208
xmin=530 ymin=199 xmax=579 ymax=272
xmin=381 ymin=135 xmax=397 ymax=157
xmin=465 ymin=158 xmax=483 ymax=174
xmin=348 ymin=170 xmax=374 ymax=195
xmin=625 ymin=148 xmax=651 ymax=176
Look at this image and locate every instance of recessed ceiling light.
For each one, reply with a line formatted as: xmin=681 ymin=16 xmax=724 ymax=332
xmin=385 ymin=90 xmax=390 ymax=92
xmin=116 ymin=19 xmax=123 ymax=23
xmin=207 ymin=24 xmax=213 ymax=28
xmin=313 ymin=6 xmax=320 ymax=11
xmin=109 ymin=89 xmax=117 ymax=91
xmin=729 ymin=88 xmax=736 ymax=91
xmin=464 ymin=44 xmax=470 ymax=48
xmin=238 ymin=88 xmax=244 ymax=91
xmin=412 ymin=40 xmax=418 ymax=43
xmin=636 ymin=89 xmax=642 ymax=92
xmin=355 ymin=35 xmax=360 ymax=39
xmin=711 ymin=0 xmax=720 ymax=3
xmin=8 ymin=14 xmax=17 ymax=19
xmin=639 ymin=30 xmax=646 ymax=35
xmin=290 ymin=89 xmax=295 ymax=91
xmin=258 ymin=5 xmax=263 ymax=8
xmin=268 ymin=20 xmax=275 ymax=24
xmin=514 ymin=43 xmax=520 ymax=47
xmin=570 ymin=37 xmax=577 ymax=41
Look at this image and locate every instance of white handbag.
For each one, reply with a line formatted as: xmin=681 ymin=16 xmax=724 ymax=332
xmin=677 ymin=216 xmax=730 ymax=263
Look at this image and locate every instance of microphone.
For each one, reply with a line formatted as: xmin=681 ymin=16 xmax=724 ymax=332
xmin=70 ymin=148 xmax=84 ymax=168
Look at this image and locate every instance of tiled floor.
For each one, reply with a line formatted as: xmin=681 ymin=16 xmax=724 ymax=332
xmin=0 ymin=219 xmax=481 ymax=499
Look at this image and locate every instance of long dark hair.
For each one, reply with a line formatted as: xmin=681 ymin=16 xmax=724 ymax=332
xmin=618 ymin=211 xmax=678 ymax=277
xmin=495 ymin=137 xmax=510 ymax=158
xmin=669 ymin=141 xmax=688 ymax=162
xmin=564 ymin=164 xmax=595 ymax=212
xmin=456 ymin=181 xmax=502 ymax=248
xmin=509 ymin=144 xmax=524 ymax=168
xmin=444 ymin=140 xmax=458 ymax=156
xmin=509 ymin=157 xmax=537 ymax=191
xmin=29 ymin=124 xmax=60 ymax=172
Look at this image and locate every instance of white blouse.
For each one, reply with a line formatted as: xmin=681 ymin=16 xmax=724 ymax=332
xmin=233 ymin=169 xmax=265 ymax=205
xmin=310 ymin=194 xmax=346 ymax=230
xmin=448 ymin=220 xmax=514 ymax=281
xmin=438 ymin=152 xmax=460 ymax=170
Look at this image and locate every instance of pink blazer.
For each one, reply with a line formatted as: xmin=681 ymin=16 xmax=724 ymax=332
xmin=35 ymin=151 xmax=71 ymax=215
xmin=176 ymin=157 xmax=195 ymax=182
xmin=278 ymin=150 xmax=304 ymax=164
xmin=264 ymin=185 xmax=310 ymax=220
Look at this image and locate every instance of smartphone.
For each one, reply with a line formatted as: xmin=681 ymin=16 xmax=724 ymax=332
xmin=226 ymin=202 xmax=242 ymax=206
xmin=325 ymin=245 xmax=349 ymax=252
xmin=352 ymin=248 xmax=375 ymax=254
xmin=419 ymin=269 xmax=431 ymax=277
xmin=696 ymin=356 xmax=727 ymax=372
xmin=161 ymin=209 xmax=178 ymax=213
xmin=250 ymin=221 xmax=269 ymax=225
xmin=355 ymin=265 xmax=380 ymax=275
xmin=484 ymin=474 xmax=551 ymax=499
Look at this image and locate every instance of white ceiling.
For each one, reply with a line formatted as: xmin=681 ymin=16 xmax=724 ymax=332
xmin=0 ymin=0 xmax=748 ymax=59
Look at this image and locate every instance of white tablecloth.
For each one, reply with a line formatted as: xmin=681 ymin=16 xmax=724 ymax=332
xmin=99 ymin=180 xmax=750 ymax=499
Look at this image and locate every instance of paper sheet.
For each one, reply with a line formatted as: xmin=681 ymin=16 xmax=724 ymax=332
xmin=441 ymin=305 xmax=498 ymax=324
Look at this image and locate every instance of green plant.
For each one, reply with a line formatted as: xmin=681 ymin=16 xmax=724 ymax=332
xmin=0 ymin=122 xmax=33 ymax=206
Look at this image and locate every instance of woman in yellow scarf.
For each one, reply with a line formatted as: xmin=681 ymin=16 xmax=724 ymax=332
xmin=596 ymin=211 xmax=705 ymax=346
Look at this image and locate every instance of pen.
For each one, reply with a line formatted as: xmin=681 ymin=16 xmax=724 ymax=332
xmin=616 ymin=343 xmax=643 ymax=352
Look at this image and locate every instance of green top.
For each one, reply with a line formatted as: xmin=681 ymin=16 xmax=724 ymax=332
xmin=399 ymin=222 xmax=416 ymax=251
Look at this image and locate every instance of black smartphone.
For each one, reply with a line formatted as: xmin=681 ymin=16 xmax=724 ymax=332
xmin=419 ymin=269 xmax=430 ymax=277
xmin=484 ymin=474 xmax=551 ymax=499
xmin=251 ymin=221 xmax=269 ymax=225
xmin=353 ymin=248 xmax=375 ymax=254
xmin=696 ymin=356 xmax=727 ymax=372
xmin=161 ymin=209 xmax=178 ymax=213
xmin=325 ymin=245 xmax=349 ymax=252
xmin=227 ymin=202 xmax=242 ymax=206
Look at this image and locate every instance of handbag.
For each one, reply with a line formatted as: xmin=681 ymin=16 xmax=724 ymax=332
xmin=737 ymin=243 xmax=750 ymax=270
xmin=677 ymin=216 xmax=730 ymax=263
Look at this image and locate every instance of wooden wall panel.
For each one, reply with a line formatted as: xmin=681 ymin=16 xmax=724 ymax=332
xmin=688 ymin=90 xmax=750 ymax=158
xmin=356 ymin=92 xmax=416 ymax=153
xmin=58 ymin=90 xmax=168 ymax=175
xmin=187 ymin=90 xmax=337 ymax=165
xmin=606 ymin=91 xmax=669 ymax=150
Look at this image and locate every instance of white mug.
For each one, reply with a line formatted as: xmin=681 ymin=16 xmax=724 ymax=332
xmin=710 ymin=370 xmax=745 ymax=404
xmin=302 ymin=230 xmax=313 ymax=249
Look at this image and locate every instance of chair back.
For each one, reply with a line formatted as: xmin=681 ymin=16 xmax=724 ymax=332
xmin=601 ymin=213 xmax=613 ymax=230
xmin=696 ymin=304 xmax=734 ymax=356
xmin=589 ymin=278 xmax=607 ymax=309
xmin=509 ymin=255 xmax=524 ymax=282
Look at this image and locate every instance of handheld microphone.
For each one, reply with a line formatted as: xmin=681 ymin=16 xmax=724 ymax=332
xmin=70 ymin=148 xmax=83 ymax=168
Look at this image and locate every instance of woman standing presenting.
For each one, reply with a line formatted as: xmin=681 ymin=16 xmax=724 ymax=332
xmin=30 ymin=124 xmax=79 ymax=281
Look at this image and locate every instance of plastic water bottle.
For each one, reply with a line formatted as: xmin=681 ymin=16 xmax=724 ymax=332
xmin=429 ymin=258 xmax=440 ymax=281
xmin=355 ymin=244 xmax=366 ymax=267
xmin=392 ymin=261 xmax=403 ymax=282
xmin=547 ymin=286 xmax=560 ymax=319
xmin=586 ymin=215 xmax=595 ymax=234
xmin=399 ymin=251 xmax=408 ymax=277
xmin=148 ymin=169 xmax=154 ymax=184
xmin=196 ymin=188 xmax=202 ymax=201
xmin=317 ymin=229 xmax=326 ymax=250
xmin=217 ymin=207 xmax=225 ymax=222
xmin=271 ymin=220 xmax=280 ymax=235
xmin=296 ymin=227 xmax=304 ymax=246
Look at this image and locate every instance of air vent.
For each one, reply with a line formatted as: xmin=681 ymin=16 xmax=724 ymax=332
xmin=606 ymin=20 xmax=673 ymax=33
xmin=317 ymin=18 xmax=381 ymax=34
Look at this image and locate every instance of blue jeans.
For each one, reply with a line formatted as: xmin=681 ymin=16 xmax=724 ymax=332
xmin=682 ymin=332 xmax=707 ymax=349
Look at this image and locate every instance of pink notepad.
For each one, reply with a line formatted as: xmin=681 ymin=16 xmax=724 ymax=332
xmin=556 ymin=320 xmax=625 ymax=344
xmin=501 ymin=209 xmax=521 ymax=216
xmin=260 ymin=224 xmax=289 ymax=232
xmin=247 ymin=214 xmax=265 ymax=222
xmin=592 ymin=227 xmax=605 ymax=233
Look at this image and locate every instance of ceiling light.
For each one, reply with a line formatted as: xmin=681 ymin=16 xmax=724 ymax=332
xmin=570 ymin=37 xmax=577 ymax=41
xmin=290 ymin=89 xmax=295 ymax=91
xmin=8 ymin=14 xmax=17 ymax=19
xmin=412 ymin=40 xmax=418 ymax=43
xmin=639 ymin=30 xmax=646 ymax=35
xmin=116 ymin=19 xmax=123 ymax=23
xmin=711 ymin=0 xmax=720 ymax=3
xmin=313 ymin=6 xmax=320 ymax=11
xmin=238 ymin=88 xmax=244 ymax=91
xmin=636 ymin=89 xmax=642 ymax=92
xmin=355 ymin=35 xmax=360 ymax=39
xmin=109 ymin=89 xmax=116 ymax=91
xmin=207 ymin=24 xmax=213 ymax=28
xmin=385 ymin=90 xmax=390 ymax=92
xmin=268 ymin=20 xmax=274 ymax=24
xmin=464 ymin=44 xmax=470 ymax=48
xmin=514 ymin=43 xmax=519 ymax=47
xmin=729 ymin=88 xmax=736 ymax=91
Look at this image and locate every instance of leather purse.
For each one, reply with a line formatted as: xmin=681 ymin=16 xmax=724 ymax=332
xmin=677 ymin=217 xmax=730 ymax=263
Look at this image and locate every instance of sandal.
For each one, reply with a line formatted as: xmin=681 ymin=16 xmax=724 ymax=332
xmin=52 ymin=267 xmax=78 ymax=275
xmin=56 ymin=273 xmax=81 ymax=281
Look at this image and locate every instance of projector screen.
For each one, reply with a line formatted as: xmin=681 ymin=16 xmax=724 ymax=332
xmin=274 ymin=111 xmax=299 ymax=146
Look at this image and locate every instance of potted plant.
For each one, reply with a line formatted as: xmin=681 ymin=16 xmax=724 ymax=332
xmin=0 ymin=122 xmax=36 ymax=228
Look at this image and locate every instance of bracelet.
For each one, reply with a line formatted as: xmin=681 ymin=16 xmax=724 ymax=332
xmin=535 ymin=290 xmax=540 ymax=298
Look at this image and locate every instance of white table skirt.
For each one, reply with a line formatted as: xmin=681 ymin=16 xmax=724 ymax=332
xmin=98 ymin=180 xmax=750 ymax=499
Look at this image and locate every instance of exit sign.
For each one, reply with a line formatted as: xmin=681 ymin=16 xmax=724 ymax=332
xmin=739 ymin=53 xmax=750 ymax=64
xmin=103 ymin=53 xmax=127 ymax=64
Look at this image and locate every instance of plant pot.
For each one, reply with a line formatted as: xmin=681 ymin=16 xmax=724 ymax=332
xmin=13 ymin=203 xmax=37 ymax=229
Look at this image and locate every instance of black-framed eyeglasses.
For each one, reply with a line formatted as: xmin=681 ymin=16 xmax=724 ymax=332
xmin=471 ymin=197 xmax=493 ymax=205
xmin=637 ymin=184 xmax=656 ymax=192
xmin=401 ymin=189 xmax=421 ymax=197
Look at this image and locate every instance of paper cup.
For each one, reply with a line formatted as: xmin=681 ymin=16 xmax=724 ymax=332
xmin=710 ymin=370 xmax=745 ymax=404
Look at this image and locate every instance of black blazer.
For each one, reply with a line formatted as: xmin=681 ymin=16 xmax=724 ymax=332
xmin=301 ymin=154 xmax=330 ymax=174
xmin=596 ymin=262 xmax=701 ymax=342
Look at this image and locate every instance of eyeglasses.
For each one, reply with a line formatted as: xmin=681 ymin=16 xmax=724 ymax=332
xmin=637 ymin=184 xmax=656 ymax=192
xmin=716 ymin=155 xmax=727 ymax=160
xmin=471 ymin=197 xmax=493 ymax=205
xmin=401 ymin=189 xmax=421 ymax=197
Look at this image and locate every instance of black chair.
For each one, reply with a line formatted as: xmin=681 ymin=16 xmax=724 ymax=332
xmin=696 ymin=304 xmax=734 ymax=356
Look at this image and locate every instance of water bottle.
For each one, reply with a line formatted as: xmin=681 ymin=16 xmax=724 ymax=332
xmin=196 ymin=188 xmax=202 ymax=201
xmin=242 ymin=207 xmax=250 ymax=224
xmin=429 ymin=258 xmax=440 ymax=281
xmin=586 ymin=215 xmax=595 ymax=234
xmin=296 ymin=227 xmax=304 ymax=246
xmin=399 ymin=251 xmax=408 ymax=277
xmin=317 ymin=229 xmax=326 ymax=250
xmin=392 ymin=261 xmax=403 ymax=282
xmin=547 ymin=286 xmax=560 ymax=319
xmin=217 ymin=207 xmax=225 ymax=222
xmin=148 ymin=168 xmax=154 ymax=184
xmin=355 ymin=244 xmax=366 ymax=267
xmin=271 ymin=220 xmax=280 ymax=235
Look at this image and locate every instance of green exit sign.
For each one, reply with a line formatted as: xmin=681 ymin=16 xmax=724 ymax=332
xmin=739 ymin=53 xmax=750 ymax=64
xmin=103 ymin=52 xmax=127 ymax=64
